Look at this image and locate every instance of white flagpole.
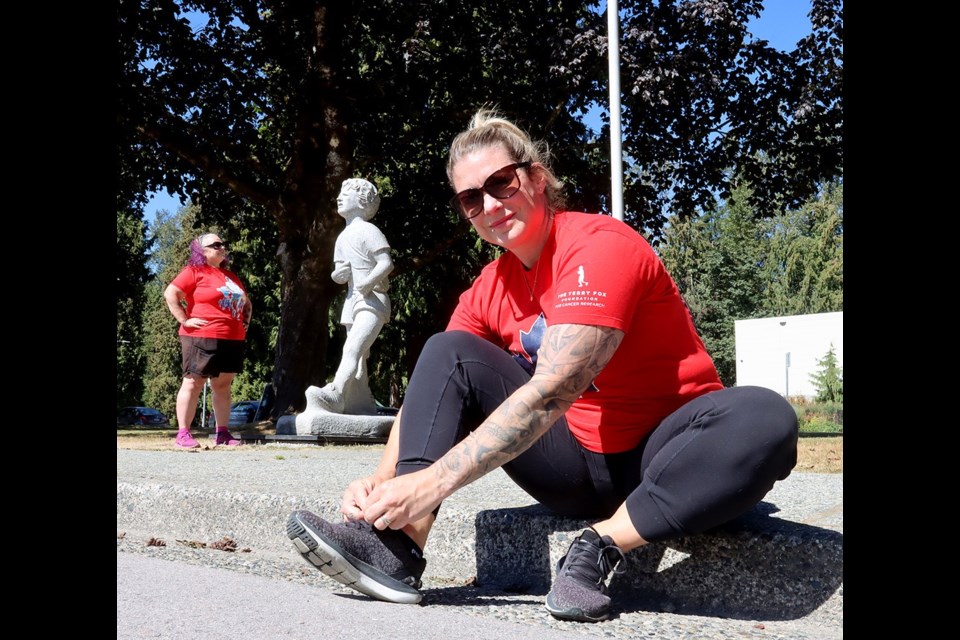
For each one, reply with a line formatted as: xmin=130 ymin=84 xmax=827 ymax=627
xmin=608 ymin=0 xmax=624 ymax=221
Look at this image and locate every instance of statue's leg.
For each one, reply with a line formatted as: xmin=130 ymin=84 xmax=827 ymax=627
xmin=309 ymin=311 xmax=385 ymax=414
xmin=333 ymin=310 xmax=384 ymax=391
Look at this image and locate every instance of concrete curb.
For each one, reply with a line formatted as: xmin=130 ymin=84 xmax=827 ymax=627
xmin=117 ymin=446 xmax=842 ymax=629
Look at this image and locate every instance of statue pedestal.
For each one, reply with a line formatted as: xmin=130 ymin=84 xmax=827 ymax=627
xmin=272 ymin=415 xmax=392 ymax=443
xmin=274 ymin=384 xmax=395 ymax=439
xmin=290 ymin=411 xmax=394 ymax=438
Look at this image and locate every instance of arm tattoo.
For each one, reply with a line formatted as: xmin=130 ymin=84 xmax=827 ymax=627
xmin=433 ymin=324 xmax=624 ymax=494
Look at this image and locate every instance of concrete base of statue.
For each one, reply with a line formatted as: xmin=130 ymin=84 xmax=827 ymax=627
xmin=291 ymin=411 xmax=395 ymax=438
xmin=275 ymin=381 xmax=395 ymax=439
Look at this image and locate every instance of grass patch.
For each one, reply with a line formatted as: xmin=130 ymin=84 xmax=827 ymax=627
xmin=792 ymin=398 xmax=843 ymax=434
xmin=118 ymin=423 xmax=842 ymax=473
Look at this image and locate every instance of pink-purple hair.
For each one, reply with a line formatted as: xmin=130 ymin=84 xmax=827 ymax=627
xmin=187 ymin=233 xmax=230 ymax=268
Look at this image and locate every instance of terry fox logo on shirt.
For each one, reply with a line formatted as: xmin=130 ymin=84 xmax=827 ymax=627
xmin=577 ymin=265 xmax=589 ymax=287
xmin=555 ymin=276 xmax=608 ymax=309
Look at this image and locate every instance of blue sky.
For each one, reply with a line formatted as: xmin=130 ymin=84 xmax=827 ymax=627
xmin=142 ymin=0 xmax=814 ymax=223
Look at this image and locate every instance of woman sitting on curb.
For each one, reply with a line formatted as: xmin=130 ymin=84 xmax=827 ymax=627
xmin=287 ymin=108 xmax=797 ymax=622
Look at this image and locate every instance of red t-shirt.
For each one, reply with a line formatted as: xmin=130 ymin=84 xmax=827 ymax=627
xmin=446 ymin=211 xmax=723 ymax=453
xmin=171 ymin=265 xmax=248 ymax=340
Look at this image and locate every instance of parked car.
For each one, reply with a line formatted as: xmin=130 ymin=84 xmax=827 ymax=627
xmin=376 ymin=401 xmax=399 ymax=416
xmin=206 ymin=399 xmax=272 ymax=428
xmin=229 ymin=400 xmax=268 ymax=425
xmin=117 ymin=406 xmax=171 ymax=428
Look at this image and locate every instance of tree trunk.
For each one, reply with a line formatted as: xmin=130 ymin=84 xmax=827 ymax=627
xmin=273 ymin=245 xmax=339 ymax=415
xmin=270 ymin=121 xmax=351 ymax=416
xmin=269 ymin=3 xmax=352 ymax=417
xmin=270 ymin=135 xmax=349 ymax=415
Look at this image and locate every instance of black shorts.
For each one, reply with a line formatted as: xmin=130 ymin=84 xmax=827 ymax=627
xmin=180 ymin=336 xmax=245 ymax=378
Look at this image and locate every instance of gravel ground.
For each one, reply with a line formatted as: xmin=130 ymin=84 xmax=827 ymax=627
xmin=117 ymin=536 xmax=841 ymax=640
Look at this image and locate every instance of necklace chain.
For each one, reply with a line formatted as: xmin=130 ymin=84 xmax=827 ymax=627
xmin=523 ymin=259 xmax=541 ymax=302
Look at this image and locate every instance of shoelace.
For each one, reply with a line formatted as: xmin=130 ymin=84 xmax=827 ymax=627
xmin=342 ymin=519 xmax=373 ymax=532
xmin=561 ymin=536 xmax=627 ymax=586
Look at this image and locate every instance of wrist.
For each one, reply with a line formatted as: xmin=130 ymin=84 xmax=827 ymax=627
xmin=372 ymin=468 xmax=395 ymax=484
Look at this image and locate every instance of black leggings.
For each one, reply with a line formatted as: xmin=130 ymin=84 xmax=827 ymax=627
xmin=397 ymin=331 xmax=798 ymax=543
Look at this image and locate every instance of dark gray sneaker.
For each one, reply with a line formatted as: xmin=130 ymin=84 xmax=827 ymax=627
xmin=287 ymin=509 xmax=426 ymax=604
xmin=545 ymin=527 xmax=626 ymax=622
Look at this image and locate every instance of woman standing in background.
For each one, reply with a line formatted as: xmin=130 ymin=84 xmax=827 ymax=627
xmin=164 ymin=232 xmax=252 ymax=448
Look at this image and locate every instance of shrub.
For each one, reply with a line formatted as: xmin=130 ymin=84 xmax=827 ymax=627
xmin=794 ymin=399 xmax=843 ymax=433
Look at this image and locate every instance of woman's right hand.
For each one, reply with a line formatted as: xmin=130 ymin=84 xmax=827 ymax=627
xmin=341 ymin=475 xmax=379 ymax=521
xmin=182 ymin=318 xmax=209 ymax=329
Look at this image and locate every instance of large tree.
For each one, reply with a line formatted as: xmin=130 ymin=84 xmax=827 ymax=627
xmin=117 ymin=1 xmax=843 ymax=415
xmin=118 ymin=0 xmax=605 ymax=415
xmin=614 ymin=0 xmax=843 ymax=228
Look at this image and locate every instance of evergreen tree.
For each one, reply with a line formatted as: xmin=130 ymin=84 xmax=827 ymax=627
xmin=659 ymin=180 xmax=843 ymax=386
xmin=142 ymin=206 xmax=202 ymax=425
xmin=763 ymin=181 xmax=843 ymax=315
xmin=809 ymin=343 xmax=843 ymax=403
xmin=117 ymin=207 xmax=152 ymax=407
xmin=659 ymin=184 xmax=766 ymax=385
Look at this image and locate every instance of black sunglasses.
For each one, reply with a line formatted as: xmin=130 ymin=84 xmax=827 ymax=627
xmin=450 ymin=161 xmax=532 ymax=220
xmin=204 ymin=241 xmax=227 ymax=250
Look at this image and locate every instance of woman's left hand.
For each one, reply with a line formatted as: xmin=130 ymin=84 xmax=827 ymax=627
xmin=362 ymin=468 xmax=445 ymax=530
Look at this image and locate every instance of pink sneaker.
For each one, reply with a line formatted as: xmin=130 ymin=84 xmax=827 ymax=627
xmin=215 ymin=429 xmax=242 ymax=446
xmin=175 ymin=430 xmax=200 ymax=449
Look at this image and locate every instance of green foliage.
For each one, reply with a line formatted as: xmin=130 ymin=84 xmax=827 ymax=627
xmin=616 ymin=0 xmax=843 ymax=226
xmin=658 ymin=180 xmax=843 ymax=386
xmin=142 ymin=276 xmax=184 ymax=423
xmin=118 ymin=1 xmax=844 ymax=410
xmin=141 ymin=206 xmax=200 ymax=424
xmin=793 ymin=398 xmax=843 ymax=433
xmin=763 ymin=182 xmax=843 ymax=316
xmin=366 ymin=245 xmax=495 ymax=406
xmin=659 ymin=184 xmax=767 ymax=385
xmin=117 ymin=208 xmax=152 ymax=407
xmin=809 ymin=343 xmax=843 ymax=404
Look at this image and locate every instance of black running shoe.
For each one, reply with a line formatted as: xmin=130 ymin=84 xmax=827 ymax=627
xmin=545 ymin=527 xmax=626 ymax=622
xmin=286 ymin=509 xmax=426 ymax=604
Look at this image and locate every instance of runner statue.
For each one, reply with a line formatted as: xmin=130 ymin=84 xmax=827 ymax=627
xmin=307 ymin=178 xmax=393 ymax=415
